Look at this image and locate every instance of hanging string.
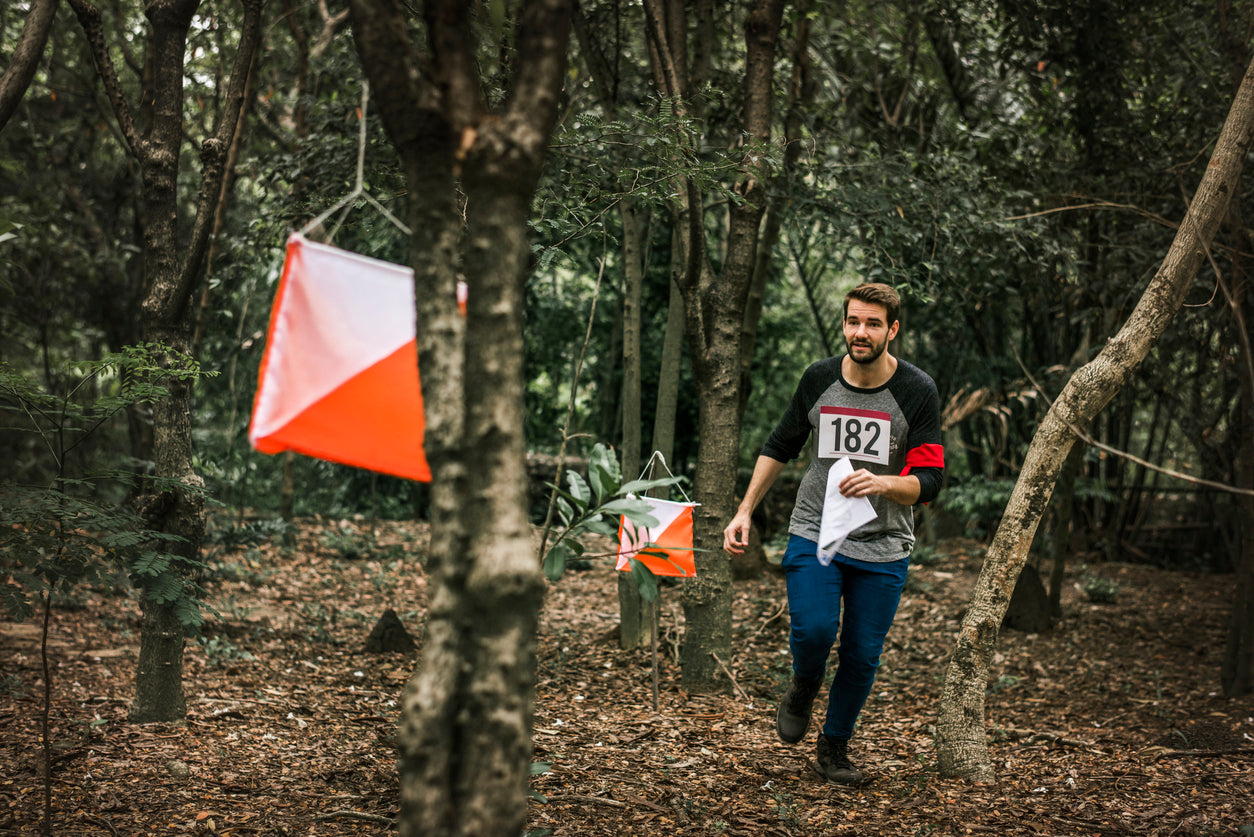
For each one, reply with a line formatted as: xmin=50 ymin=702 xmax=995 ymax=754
xmin=638 ymin=450 xmax=693 ymax=504
xmin=298 ymin=80 xmax=411 ymax=240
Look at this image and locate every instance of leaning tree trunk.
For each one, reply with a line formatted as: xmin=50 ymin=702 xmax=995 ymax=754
xmin=935 ymin=54 xmax=1254 ymax=781
xmin=0 ymin=0 xmax=59 ymax=132
xmin=347 ymin=1 xmax=572 ymax=834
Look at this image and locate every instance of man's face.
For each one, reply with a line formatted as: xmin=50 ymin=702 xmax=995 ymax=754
xmin=843 ymin=299 xmax=899 ymax=365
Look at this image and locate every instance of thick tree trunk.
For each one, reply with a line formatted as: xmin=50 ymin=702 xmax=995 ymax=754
xmin=348 ymin=1 xmax=571 ymax=833
xmin=64 ymin=0 xmax=263 ymax=722
xmin=935 ymin=55 xmax=1254 ymax=781
xmin=680 ymin=314 xmax=744 ymax=685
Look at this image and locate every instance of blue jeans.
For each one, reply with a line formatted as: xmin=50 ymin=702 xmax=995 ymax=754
xmin=781 ymin=534 xmax=908 ymax=740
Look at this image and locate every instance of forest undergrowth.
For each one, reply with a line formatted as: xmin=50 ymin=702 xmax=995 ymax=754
xmin=1 ymin=517 xmax=1252 ymax=836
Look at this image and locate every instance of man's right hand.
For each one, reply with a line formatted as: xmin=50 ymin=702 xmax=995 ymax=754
xmin=722 ymin=456 xmax=786 ymax=555
xmin=723 ymin=512 xmax=752 ymax=555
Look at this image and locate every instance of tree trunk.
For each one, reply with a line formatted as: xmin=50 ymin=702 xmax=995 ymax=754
xmin=652 ymin=274 xmax=686 ymax=464
xmin=571 ymin=8 xmax=658 ymax=648
xmin=617 ymin=198 xmax=657 ymax=648
xmin=934 ymin=55 xmax=1254 ymax=781
xmin=64 ymin=0 xmax=263 ymax=722
xmin=1048 ymin=443 xmax=1084 ymax=616
xmin=1225 ymin=379 xmax=1254 ymax=696
xmin=347 ymin=1 xmax=572 ymax=833
xmin=1221 ymin=184 xmax=1254 ymax=696
xmin=0 ymin=0 xmax=59 ymax=132
xmin=642 ymin=0 xmax=786 ymax=691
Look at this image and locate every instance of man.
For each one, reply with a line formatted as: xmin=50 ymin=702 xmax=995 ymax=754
xmin=724 ymin=282 xmax=943 ymax=785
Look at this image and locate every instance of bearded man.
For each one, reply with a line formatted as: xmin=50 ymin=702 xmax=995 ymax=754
xmin=724 ymin=282 xmax=944 ymax=785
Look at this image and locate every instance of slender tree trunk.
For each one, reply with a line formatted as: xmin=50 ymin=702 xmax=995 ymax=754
xmin=348 ymin=1 xmax=572 ymax=833
xmin=617 ymin=197 xmax=657 ymax=648
xmin=642 ymin=0 xmax=786 ymax=690
xmin=935 ymin=56 xmax=1254 ymax=780
xmin=571 ymin=8 xmax=658 ymax=647
xmin=1048 ymin=443 xmax=1083 ymax=616
xmin=1224 ymin=373 xmax=1254 ymax=696
xmin=1221 ymin=183 xmax=1254 ymax=696
xmin=652 ymin=273 xmax=686 ymax=462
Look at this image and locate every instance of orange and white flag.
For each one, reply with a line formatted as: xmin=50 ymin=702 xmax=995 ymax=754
xmin=616 ymin=496 xmax=696 ymax=578
xmin=249 ymin=234 xmax=431 ymax=481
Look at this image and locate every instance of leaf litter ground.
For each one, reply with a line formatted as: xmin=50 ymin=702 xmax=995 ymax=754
xmin=1 ymin=520 xmax=1252 ymax=836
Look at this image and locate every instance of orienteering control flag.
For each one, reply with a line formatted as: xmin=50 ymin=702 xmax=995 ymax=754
xmin=249 ymin=233 xmax=435 ymax=481
xmin=616 ymin=496 xmax=697 ymax=578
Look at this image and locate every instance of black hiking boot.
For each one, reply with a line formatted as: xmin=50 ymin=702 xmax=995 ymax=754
xmin=775 ymin=675 xmax=821 ymax=744
xmin=816 ymin=734 xmax=866 ymax=785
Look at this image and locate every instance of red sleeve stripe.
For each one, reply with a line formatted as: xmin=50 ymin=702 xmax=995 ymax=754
xmin=901 ymin=443 xmax=944 ymax=475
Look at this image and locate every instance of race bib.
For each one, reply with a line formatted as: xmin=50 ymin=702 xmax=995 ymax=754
xmin=817 ymin=406 xmax=891 ymax=466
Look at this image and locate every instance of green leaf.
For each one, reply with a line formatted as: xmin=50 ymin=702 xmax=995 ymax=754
xmin=617 ymin=476 xmax=683 ymax=497
xmin=175 ymin=597 xmax=203 ymax=629
xmin=599 ymin=497 xmax=657 ymax=519
xmin=130 ymin=551 xmax=170 ymax=578
xmin=529 ymin=761 xmax=552 ymax=776
xmin=581 ymin=517 xmax=619 ymax=538
xmin=587 ymin=444 xmax=621 ymax=501
xmin=543 ymin=541 xmax=571 ymax=582
xmin=564 ymin=471 xmax=591 ymax=511
xmin=629 ymin=558 xmax=659 ymax=603
xmin=555 ymin=495 xmax=575 ymax=528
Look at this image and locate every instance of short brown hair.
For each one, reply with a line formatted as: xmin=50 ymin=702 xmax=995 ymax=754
xmin=843 ymin=282 xmax=900 ymax=325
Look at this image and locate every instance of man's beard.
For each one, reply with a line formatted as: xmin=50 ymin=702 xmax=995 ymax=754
xmin=847 ymin=337 xmax=887 ymax=364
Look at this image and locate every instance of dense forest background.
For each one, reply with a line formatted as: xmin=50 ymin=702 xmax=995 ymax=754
xmin=2 ymin=0 xmax=1254 ymax=834
xmin=3 ymin=0 xmax=1250 ymax=562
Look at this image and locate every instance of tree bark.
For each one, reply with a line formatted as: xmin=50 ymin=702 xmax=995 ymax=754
xmin=67 ymin=0 xmax=265 ymax=722
xmin=651 ymin=274 xmax=686 ymax=463
xmin=1220 ymin=185 xmax=1254 ymax=697
xmin=934 ymin=55 xmax=1254 ymax=781
xmin=1048 ymin=443 xmax=1084 ymax=616
xmin=0 ymin=0 xmax=60 ymax=132
xmin=640 ymin=0 xmax=787 ymax=689
xmin=347 ymin=1 xmax=572 ymax=833
xmin=617 ymin=206 xmax=657 ymax=644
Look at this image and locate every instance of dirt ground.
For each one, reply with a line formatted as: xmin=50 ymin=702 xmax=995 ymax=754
xmin=1 ymin=518 xmax=1252 ymax=836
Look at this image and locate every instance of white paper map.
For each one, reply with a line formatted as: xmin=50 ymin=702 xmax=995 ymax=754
xmin=817 ymin=457 xmax=878 ymax=565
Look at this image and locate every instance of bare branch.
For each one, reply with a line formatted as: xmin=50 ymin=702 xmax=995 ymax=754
xmin=175 ymin=0 xmax=264 ymax=316
xmin=1013 ymin=348 xmax=1254 ymax=498
xmin=64 ymin=0 xmax=141 ymax=158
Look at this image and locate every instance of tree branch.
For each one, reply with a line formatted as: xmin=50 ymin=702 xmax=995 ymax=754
xmin=347 ymin=0 xmax=441 ymax=151
xmin=174 ymin=0 xmax=264 ymax=320
xmin=425 ymin=0 xmax=486 ymax=133
xmin=1012 ymin=347 xmax=1254 ymax=497
xmin=506 ymin=0 xmax=576 ymax=156
xmin=65 ymin=0 xmax=142 ymax=159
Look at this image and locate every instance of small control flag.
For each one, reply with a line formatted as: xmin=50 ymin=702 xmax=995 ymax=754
xmin=616 ymin=496 xmax=697 ymax=578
